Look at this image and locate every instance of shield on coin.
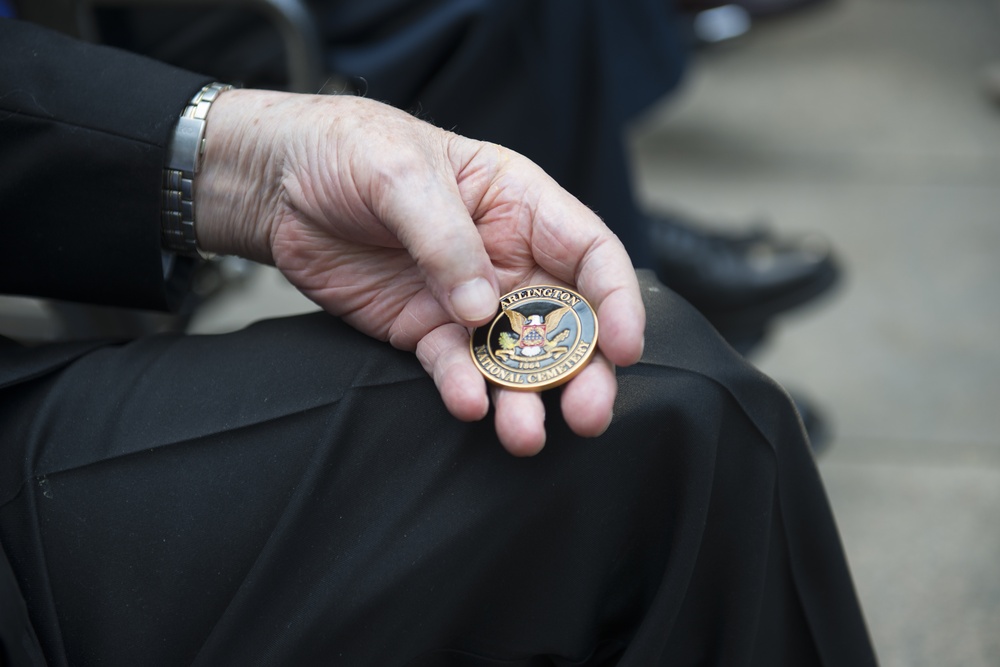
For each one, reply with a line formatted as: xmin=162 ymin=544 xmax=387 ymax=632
xmin=520 ymin=315 xmax=547 ymax=353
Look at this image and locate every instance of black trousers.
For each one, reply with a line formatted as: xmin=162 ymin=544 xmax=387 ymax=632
xmin=0 ymin=274 xmax=877 ymax=666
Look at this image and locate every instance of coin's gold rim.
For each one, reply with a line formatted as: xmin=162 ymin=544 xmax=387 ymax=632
xmin=469 ymin=285 xmax=599 ymax=392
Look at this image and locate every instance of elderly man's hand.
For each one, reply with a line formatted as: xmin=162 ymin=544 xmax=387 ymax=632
xmin=196 ymin=90 xmax=644 ymax=456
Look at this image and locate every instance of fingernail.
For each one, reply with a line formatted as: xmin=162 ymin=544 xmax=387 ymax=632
xmin=451 ymin=278 xmax=497 ymax=323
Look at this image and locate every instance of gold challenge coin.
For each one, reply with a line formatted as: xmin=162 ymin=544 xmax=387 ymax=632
xmin=470 ymin=285 xmax=599 ymax=391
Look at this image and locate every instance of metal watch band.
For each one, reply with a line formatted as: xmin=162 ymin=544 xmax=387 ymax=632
xmin=161 ymin=82 xmax=234 ymax=258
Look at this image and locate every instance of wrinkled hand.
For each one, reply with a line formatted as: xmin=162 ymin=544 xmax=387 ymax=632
xmin=196 ymin=90 xmax=644 ymax=456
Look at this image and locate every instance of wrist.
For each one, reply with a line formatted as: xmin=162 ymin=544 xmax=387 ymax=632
xmin=195 ymin=89 xmax=289 ymax=265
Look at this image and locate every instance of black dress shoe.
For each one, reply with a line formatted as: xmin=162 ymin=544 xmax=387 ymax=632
xmin=649 ymin=214 xmax=840 ymax=339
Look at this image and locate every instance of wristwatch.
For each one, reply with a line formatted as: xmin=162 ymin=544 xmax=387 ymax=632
xmin=161 ymin=82 xmax=233 ymax=259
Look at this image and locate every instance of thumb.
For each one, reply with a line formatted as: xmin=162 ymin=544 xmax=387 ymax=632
xmin=374 ymin=147 xmax=500 ymax=327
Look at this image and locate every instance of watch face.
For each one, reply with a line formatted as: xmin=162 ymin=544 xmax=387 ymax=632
xmin=470 ymin=285 xmax=598 ymax=391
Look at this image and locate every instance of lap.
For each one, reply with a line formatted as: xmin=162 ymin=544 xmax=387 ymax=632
xmin=0 ymin=272 xmax=875 ymax=666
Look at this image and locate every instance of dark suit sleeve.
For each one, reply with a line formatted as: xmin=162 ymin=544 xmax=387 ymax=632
xmin=0 ymin=19 xmax=215 ymax=310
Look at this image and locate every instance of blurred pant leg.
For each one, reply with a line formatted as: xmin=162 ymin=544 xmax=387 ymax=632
xmin=314 ymin=0 xmax=688 ymax=267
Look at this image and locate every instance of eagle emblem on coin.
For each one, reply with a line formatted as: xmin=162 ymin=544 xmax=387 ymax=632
xmin=470 ymin=285 xmax=599 ymax=391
